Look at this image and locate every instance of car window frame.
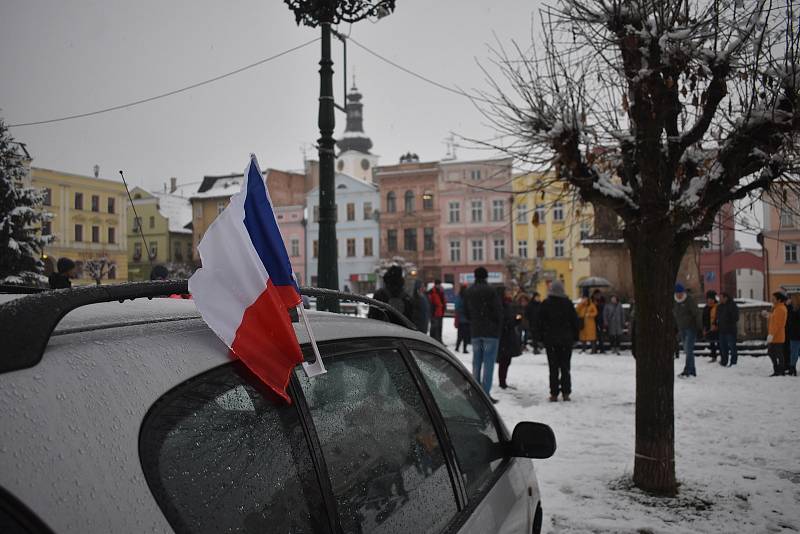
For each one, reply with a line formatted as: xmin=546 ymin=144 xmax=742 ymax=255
xmin=292 ymin=337 xmax=467 ymax=533
xmin=0 ymin=486 xmax=54 ymax=534
xmin=398 ymin=340 xmax=514 ymax=534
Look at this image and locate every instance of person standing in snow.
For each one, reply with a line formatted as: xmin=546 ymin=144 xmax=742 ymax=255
xmin=785 ymin=293 xmax=800 ymax=376
xmin=592 ymin=290 xmax=607 ymax=353
xmin=454 ymin=283 xmax=471 ymax=353
xmin=766 ymin=292 xmax=788 ymax=376
xmin=497 ymin=287 xmax=522 ymax=390
xmin=576 ymin=291 xmax=598 ymax=353
xmin=464 ymin=267 xmax=503 ymax=402
xmin=48 ymin=257 xmax=75 ymax=289
xmin=514 ymin=292 xmax=531 ymax=349
xmin=427 ymin=279 xmax=446 ymax=342
xmin=716 ymin=292 xmax=739 ymax=367
xmin=525 ymin=292 xmax=542 ymax=354
xmin=702 ymin=290 xmax=719 ymax=363
xmin=411 ymin=279 xmax=431 ymax=334
xmin=602 ymin=295 xmax=625 ymax=354
xmin=369 ymin=266 xmax=414 ymax=326
xmin=674 ymin=283 xmax=701 ymax=378
xmin=537 ymin=280 xmax=580 ymax=401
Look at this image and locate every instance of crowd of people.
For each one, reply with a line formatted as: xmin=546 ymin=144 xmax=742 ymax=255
xmin=370 ymin=265 xmax=799 ymax=406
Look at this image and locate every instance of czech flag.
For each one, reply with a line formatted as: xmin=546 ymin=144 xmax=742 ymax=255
xmin=189 ymin=154 xmax=304 ymax=401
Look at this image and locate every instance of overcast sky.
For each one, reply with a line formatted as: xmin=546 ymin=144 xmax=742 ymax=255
xmin=1 ymin=0 xmax=539 ymax=190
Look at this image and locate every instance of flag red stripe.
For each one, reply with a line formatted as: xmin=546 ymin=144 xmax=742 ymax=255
xmin=230 ymin=279 xmax=304 ymax=402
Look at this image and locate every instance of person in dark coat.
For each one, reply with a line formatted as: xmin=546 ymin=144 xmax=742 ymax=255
xmin=497 ymin=287 xmax=522 ymax=389
xmin=428 ymin=279 xmax=446 ymax=342
xmin=785 ymin=293 xmax=800 ymax=376
xmin=48 ymin=257 xmax=75 ymax=289
xmin=464 ymin=267 xmax=503 ymax=401
xmin=150 ymin=264 xmax=169 ymax=280
xmin=454 ymin=283 xmax=471 ymax=353
xmin=716 ymin=292 xmax=739 ymax=367
xmin=525 ymin=292 xmax=542 ymax=354
xmin=702 ymin=290 xmax=719 ymax=362
xmin=602 ymin=295 xmax=625 ymax=354
xmin=592 ymin=290 xmax=606 ymax=353
xmin=514 ymin=292 xmax=531 ymax=350
xmin=674 ymin=283 xmax=701 ymax=378
xmin=368 ymin=266 xmax=414 ymax=326
xmin=411 ymin=279 xmax=431 ymax=334
xmin=537 ymin=280 xmax=580 ymax=401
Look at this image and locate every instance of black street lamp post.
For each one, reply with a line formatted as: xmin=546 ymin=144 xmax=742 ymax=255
xmin=284 ymin=0 xmax=395 ymax=312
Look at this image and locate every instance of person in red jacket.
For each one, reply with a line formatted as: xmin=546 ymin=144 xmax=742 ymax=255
xmin=428 ymin=279 xmax=446 ymax=342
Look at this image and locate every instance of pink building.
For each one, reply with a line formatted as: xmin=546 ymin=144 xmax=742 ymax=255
xmin=274 ymin=204 xmax=307 ymax=285
xmin=438 ymin=157 xmax=514 ymax=285
xmin=762 ymin=188 xmax=800 ymax=295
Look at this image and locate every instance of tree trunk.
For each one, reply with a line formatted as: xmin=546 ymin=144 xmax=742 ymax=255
xmin=629 ymin=227 xmax=687 ymax=495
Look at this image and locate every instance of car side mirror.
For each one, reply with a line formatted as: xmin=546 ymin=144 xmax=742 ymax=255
xmin=508 ymin=422 xmax=556 ymax=459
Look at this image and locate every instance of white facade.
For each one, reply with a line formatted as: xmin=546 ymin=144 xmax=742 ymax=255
xmin=336 ymin=149 xmax=379 ymax=183
xmin=736 ymin=267 xmax=764 ymax=301
xmin=306 ymin=173 xmax=380 ymax=293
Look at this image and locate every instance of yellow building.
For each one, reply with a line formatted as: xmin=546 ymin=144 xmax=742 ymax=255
xmin=512 ymin=173 xmax=592 ymax=299
xmin=31 ymin=167 xmax=128 ymax=284
xmin=127 ymin=185 xmax=194 ymax=280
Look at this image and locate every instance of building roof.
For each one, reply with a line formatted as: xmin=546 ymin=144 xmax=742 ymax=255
xmin=153 ymin=192 xmax=192 ymax=234
xmin=193 ymin=173 xmax=246 ymax=199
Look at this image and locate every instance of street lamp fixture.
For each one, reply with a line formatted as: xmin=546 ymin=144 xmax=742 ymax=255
xmin=285 ymin=0 xmax=395 ymax=312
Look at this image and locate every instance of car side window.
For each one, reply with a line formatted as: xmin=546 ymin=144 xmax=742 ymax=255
xmin=296 ymin=349 xmax=457 ymax=534
xmin=140 ymin=362 xmax=329 ymax=534
xmin=410 ymin=350 xmax=504 ymax=502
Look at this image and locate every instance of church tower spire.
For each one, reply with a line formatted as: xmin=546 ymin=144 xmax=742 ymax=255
xmin=336 ymin=78 xmax=373 ymax=154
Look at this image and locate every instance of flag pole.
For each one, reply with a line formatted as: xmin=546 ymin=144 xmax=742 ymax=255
xmin=298 ymin=303 xmax=327 ymax=377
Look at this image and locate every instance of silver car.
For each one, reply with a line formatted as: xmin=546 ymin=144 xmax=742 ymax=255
xmin=0 ymin=282 xmax=555 ymax=534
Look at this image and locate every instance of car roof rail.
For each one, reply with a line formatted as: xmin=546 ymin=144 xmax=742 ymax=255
xmin=0 ymin=281 xmax=415 ymax=375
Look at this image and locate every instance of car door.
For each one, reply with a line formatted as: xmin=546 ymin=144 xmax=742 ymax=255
xmin=293 ymin=342 xmax=461 ymax=534
xmin=407 ymin=346 xmax=537 ymax=534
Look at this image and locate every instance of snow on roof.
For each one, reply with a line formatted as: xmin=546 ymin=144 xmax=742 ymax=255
xmin=153 ymin=193 xmax=192 ymax=234
xmin=190 ymin=177 xmax=242 ymax=199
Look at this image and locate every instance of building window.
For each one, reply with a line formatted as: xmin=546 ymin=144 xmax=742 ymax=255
xmin=174 ymin=242 xmax=183 ymax=261
xmin=737 ymin=289 xmax=742 ymax=298
xmin=422 ymin=192 xmax=434 ymax=211
xmin=749 ymin=269 xmax=753 ymax=276
xmin=404 ymin=190 xmax=415 ymax=214
xmin=150 ymin=241 xmax=158 ymax=259
xmin=133 ymin=242 xmax=142 ymax=261
xmin=313 ymin=205 xmax=319 ymax=223
xmin=553 ymin=202 xmax=564 ymax=222
xmin=194 ymin=203 xmax=203 ymax=219
xmin=387 ymin=229 xmax=397 ymax=252
xmin=42 ymin=221 xmax=52 ymax=236
xmin=492 ymin=199 xmax=505 ymax=222
xmin=386 ymin=192 xmax=396 ymax=213
xmin=554 ymin=239 xmax=565 ymax=257
xmin=785 ymin=244 xmax=798 ymax=263
xmin=493 ymin=239 xmax=505 ymax=260
xmin=580 ymin=220 xmax=592 ymax=240
xmin=404 ymin=228 xmax=417 ymax=251
xmin=42 ymin=188 xmax=52 ymax=206
xmin=133 ymin=217 xmax=142 ymax=233
xmin=449 ymin=240 xmax=461 ymax=262
xmin=74 ymin=192 xmax=83 ymax=210
xmin=149 ymin=216 xmax=155 ymax=229
xmin=750 ymin=288 xmax=754 ymax=298
xmin=91 ymin=195 xmax=99 ymax=212
xmin=290 ymin=238 xmax=300 ymax=257
xmin=91 ymin=225 xmax=100 ymax=243
xmin=516 ymin=203 xmax=527 ymax=224
xmin=108 ymin=227 xmax=116 ymax=244
xmin=537 ymin=240 xmax=545 ymax=258
xmin=471 ymin=240 xmax=484 ymax=261
xmin=107 ymin=197 xmax=115 ymax=214
xmin=74 ymin=224 xmax=83 ymax=242
xmin=470 ymin=200 xmax=483 ymax=223
xmin=364 ymin=237 xmax=373 ymax=257
xmin=470 ymin=169 xmax=481 ymax=180
xmin=363 ymin=202 xmax=373 ymax=220
xmin=217 ymin=201 xmax=225 ymax=215
xmin=346 ymin=238 xmax=356 ymax=257
xmin=518 ymin=240 xmax=528 ymax=258
xmin=187 ymin=242 xmax=193 ymax=259
xmin=313 ymin=240 xmax=319 ymax=259
xmin=448 ymin=202 xmax=460 ymax=223
xmin=424 ymin=227 xmax=434 ymax=251
xmin=346 ymin=203 xmax=355 ymax=221
xmin=535 ymin=204 xmax=547 ymax=224
xmin=780 ymin=208 xmax=794 ymax=228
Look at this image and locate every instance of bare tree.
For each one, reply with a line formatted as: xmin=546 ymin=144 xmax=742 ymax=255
xmin=477 ymin=0 xmax=799 ymax=494
xmin=83 ymin=257 xmax=114 ymax=285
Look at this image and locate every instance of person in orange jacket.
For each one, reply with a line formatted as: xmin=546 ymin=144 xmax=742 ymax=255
xmin=766 ymin=292 xmax=788 ymax=376
xmin=575 ymin=291 xmax=598 ymax=353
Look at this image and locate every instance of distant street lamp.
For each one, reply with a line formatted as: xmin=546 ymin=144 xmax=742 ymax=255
xmin=284 ymin=0 xmax=395 ymax=311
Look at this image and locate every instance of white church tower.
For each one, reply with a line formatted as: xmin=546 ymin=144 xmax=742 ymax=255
xmin=335 ymin=79 xmax=379 ymax=182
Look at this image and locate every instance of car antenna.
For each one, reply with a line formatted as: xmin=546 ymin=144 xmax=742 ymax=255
xmin=119 ymin=170 xmax=154 ymax=266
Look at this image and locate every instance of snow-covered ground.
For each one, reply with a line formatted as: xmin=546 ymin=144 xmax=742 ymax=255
xmin=440 ymin=321 xmax=800 ymax=533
